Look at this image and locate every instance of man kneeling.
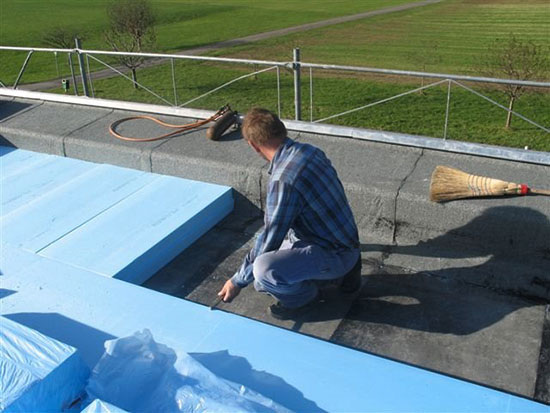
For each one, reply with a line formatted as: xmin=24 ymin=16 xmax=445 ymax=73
xmin=218 ymin=108 xmax=362 ymax=320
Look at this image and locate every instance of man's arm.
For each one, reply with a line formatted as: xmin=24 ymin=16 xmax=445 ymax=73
xmin=226 ymin=180 xmax=303 ymax=293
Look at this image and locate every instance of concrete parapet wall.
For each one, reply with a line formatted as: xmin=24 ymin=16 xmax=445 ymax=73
xmin=1 ymin=97 xmax=548 ymax=300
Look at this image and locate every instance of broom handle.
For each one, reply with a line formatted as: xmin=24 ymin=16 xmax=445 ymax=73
xmin=530 ymin=188 xmax=550 ymax=196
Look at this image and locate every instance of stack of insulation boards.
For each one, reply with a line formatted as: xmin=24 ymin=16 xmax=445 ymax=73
xmin=0 ymin=146 xmax=233 ymax=284
xmin=0 ymin=316 xmax=89 ymax=411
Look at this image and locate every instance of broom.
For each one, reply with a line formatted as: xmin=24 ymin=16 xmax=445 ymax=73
xmin=430 ymin=165 xmax=550 ymax=202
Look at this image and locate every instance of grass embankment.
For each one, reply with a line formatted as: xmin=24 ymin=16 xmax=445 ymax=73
xmin=0 ymin=0 xmax=414 ymax=84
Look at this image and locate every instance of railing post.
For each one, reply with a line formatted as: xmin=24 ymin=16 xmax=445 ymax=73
xmin=309 ymin=67 xmax=314 ymax=122
xmin=68 ymin=52 xmax=79 ymax=96
xmin=276 ymin=66 xmax=281 ymax=117
xmin=75 ymin=38 xmax=89 ymax=97
xmin=293 ymin=48 xmax=302 ymax=121
xmin=85 ymin=54 xmax=95 ymax=98
xmin=170 ymin=58 xmax=178 ymax=106
xmin=13 ymin=51 xmax=33 ymax=89
xmin=444 ymin=79 xmax=451 ymax=140
xmin=54 ymin=51 xmax=60 ymax=77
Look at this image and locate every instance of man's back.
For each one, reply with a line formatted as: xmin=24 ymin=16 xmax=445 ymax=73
xmin=269 ymin=138 xmax=359 ymax=251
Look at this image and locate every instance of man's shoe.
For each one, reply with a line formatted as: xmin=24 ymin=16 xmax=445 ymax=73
xmin=339 ymin=257 xmax=362 ymax=294
xmin=269 ymin=294 xmax=321 ymax=321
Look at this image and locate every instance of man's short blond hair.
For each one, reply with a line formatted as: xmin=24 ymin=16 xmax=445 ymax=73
xmin=242 ymin=108 xmax=287 ymax=146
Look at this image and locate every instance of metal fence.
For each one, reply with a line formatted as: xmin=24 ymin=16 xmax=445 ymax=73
xmin=1 ymin=45 xmax=549 ymax=140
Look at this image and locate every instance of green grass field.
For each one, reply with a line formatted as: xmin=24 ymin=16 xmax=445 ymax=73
xmin=2 ymin=0 xmax=549 ymax=150
xmin=214 ymin=0 xmax=550 ymax=76
xmin=0 ymin=0 xmax=413 ymax=83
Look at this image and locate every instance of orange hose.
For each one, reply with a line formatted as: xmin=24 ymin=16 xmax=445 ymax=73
xmin=109 ymin=107 xmax=228 ymax=142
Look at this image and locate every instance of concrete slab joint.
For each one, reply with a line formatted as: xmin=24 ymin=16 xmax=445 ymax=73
xmin=62 ymin=108 xmax=114 ymax=158
xmin=392 ymin=148 xmax=425 ymax=243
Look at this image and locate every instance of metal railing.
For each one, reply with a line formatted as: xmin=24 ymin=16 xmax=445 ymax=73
xmin=1 ymin=45 xmax=549 ymax=139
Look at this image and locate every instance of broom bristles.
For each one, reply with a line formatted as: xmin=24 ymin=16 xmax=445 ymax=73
xmin=429 ymin=166 xmax=524 ymax=202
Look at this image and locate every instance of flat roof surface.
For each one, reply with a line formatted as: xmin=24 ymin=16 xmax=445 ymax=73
xmin=0 ymin=154 xmax=546 ymax=410
xmin=1 ymin=95 xmax=549 ymax=406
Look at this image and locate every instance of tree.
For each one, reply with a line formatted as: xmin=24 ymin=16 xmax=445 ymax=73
xmin=105 ymin=0 xmax=156 ymax=88
xmin=42 ymin=27 xmax=86 ymax=78
xmin=482 ymin=35 xmax=549 ymax=129
xmin=43 ymin=27 xmax=85 ymax=49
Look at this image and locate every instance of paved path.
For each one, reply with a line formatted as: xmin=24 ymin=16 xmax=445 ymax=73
xmin=179 ymin=0 xmax=443 ymax=55
xmin=20 ymin=0 xmax=442 ymax=92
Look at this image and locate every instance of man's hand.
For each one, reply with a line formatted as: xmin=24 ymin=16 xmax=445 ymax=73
xmin=218 ymin=279 xmax=241 ymax=303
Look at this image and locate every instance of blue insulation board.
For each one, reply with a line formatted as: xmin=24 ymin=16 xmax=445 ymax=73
xmin=1 ymin=147 xmax=233 ymax=284
xmin=0 ymin=316 xmax=89 ymax=412
xmin=1 ymin=244 xmax=547 ymax=413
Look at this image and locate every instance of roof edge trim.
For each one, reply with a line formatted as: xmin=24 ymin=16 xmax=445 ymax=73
xmin=1 ymin=88 xmax=548 ymax=166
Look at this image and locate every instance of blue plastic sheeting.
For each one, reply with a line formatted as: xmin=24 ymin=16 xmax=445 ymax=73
xmin=2 ymin=245 xmax=547 ymax=412
xmin=80 ymin=400 xmax=128 ymax=413
xmin=0 ymin=316 xmax=89 ymax=412
xmin=1 ymin=147 xmax=233 ymax=284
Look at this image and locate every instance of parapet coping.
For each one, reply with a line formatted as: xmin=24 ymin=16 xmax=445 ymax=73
xmin=2 ymin=88 xmax=549 ymax=166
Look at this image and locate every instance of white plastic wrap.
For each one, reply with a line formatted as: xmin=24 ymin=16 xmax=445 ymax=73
xmin=85 ymin=330 xmax=291 ymax=413
xmin=0 ymin=316 xmax=89 ymax=412
xmin=80 ymin=399 xmax=128 ymax=413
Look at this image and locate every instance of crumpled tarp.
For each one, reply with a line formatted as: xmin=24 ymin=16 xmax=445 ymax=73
xmin=0 ymin=316 xmax=89 ymax=412
xmin=85 ymin=329 xmax=291 ymax=413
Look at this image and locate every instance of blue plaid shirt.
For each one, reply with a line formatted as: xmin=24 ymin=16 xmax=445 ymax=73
xmin=231 ymin=138 xmax=359 ymax=287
